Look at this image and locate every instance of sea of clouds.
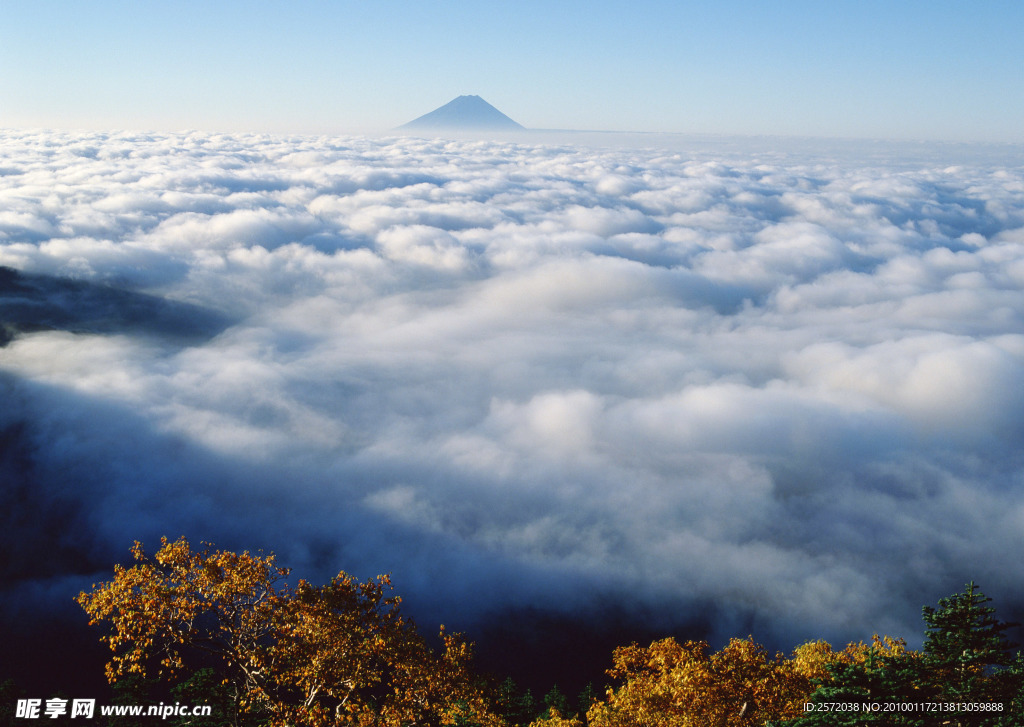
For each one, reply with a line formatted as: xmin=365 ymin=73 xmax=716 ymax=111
xmin=2 ymin=129 xmax=1023 ymax=669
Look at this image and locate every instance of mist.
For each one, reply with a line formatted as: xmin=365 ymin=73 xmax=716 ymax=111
xmin=2 ymin=128 xmax=1023 ymax=690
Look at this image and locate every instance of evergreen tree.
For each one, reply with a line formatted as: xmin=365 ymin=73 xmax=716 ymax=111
xmin=494 ymin=678 xmax=539 ymax=727
xmin=169 ymin=668 xmax=239 ymax=727
xmin=991 ymin=652 xmax=1024 ymax=727
xmin=777 ymin=583 xmax=1022 ymax=727
xmin=541 ymin=685 xmax=570 ymax=720
xmin=105 ymin=673 xmax=159 ymax=727
xmin=774 ymin=650 xmax=923 ymax=727
xmin=517 ymin=688 xmax=538 ymax=725
xmin=494 ymin=677 xmax=519 ymax=724
xmin=919 ymin=581 xmax=1018 ymax=709
xmin=576 ymin=682 xmax=599 ymax=719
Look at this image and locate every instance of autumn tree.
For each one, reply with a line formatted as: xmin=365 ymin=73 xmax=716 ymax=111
xmin=584 ymin=636 xmax=821 ymax=727
xmin=778 ymin=584 xmax=1021 ymax=727
xmin=528 ymin=709 xmax=583 ymax=727
xmin=775 ymin=648 xmax=924 ymax=727
xmin=787 ymin=636 xmax=910 ymax=686
xmin=77 ymin=537 xmax=500 ymax=727
xmin=76 ymin=536 xmax=288 ymax=716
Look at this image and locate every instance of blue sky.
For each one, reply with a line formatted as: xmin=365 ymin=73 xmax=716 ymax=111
xmin=2 ymin=1 xmax=1023 ymax=141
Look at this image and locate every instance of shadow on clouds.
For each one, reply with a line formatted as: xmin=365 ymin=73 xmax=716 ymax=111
xmin=1 ymin=266 xmax=231 ymax=346
xmin=2 ymin=129 xmax=1024 ymax=694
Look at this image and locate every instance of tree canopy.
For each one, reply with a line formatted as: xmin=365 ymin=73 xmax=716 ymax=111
xmin=578 ymin=635 xmax=878 ymax=727
xmin=77 ymin=537 xmax=499 ymax=727
xmin=773 ymin=583 xmax=1022 ymax=727
xmin=78 ymin=541 xmax=1023 ymax=727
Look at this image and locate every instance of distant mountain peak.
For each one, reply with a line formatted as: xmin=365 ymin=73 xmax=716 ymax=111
xmin=399 ymin=95 xmax=525 ymax=131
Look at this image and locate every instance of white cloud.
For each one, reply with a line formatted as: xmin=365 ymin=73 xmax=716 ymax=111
xmin=2 ymin=129 xmax=1024 ymax=651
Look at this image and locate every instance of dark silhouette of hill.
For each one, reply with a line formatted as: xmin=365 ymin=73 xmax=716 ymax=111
xmin=399 ymin=95 xmax=524 ymax=131
xmin=0 ymin=266 xmax=230 ymax=346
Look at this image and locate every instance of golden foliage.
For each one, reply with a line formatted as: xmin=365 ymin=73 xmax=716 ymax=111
xmin=76 ymin=537 xmax=290 ymax=689
xmin=78 ymin=537 xmax=924 ymax=727
xmin=77 ymin=537 xmax=499 ymax=727
xmin=584 ymin=634 xmax=917 ymax=727
xmin=529 ymin=708 xmax=584 ymax=727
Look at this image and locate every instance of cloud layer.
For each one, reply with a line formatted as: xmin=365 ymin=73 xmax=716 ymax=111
xmin=2 ymin=130 xmax=1024 ymax=669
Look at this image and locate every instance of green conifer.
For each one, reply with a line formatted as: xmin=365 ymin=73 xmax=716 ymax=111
xmin=920 ymin=582 xmax=1018 ymax=712
xmin=542 ymin=684 xmax=570 ymax=720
